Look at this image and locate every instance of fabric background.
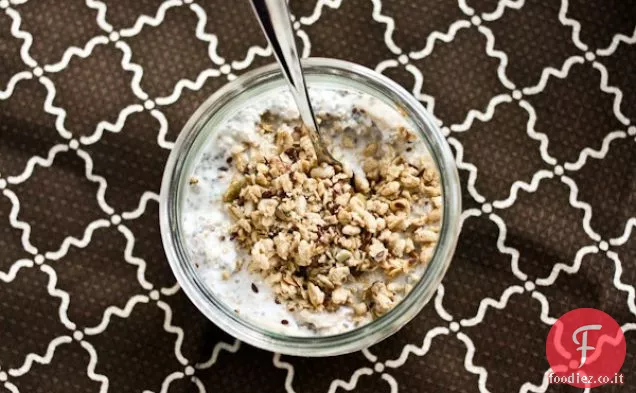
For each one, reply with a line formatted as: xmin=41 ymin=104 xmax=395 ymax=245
xmin=0 ymin=0 xmax=635 ymax=392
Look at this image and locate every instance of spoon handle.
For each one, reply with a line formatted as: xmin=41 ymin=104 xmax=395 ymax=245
xmin=249 ymin=0 xmax=319 ymax=133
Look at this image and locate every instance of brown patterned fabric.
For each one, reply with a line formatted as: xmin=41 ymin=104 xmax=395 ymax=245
xmin=0 ymin=1 xmax=634 ymax=393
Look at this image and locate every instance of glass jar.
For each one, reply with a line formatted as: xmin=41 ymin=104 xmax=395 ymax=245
xmin=160 ymin=58 xmax=461 ymax=356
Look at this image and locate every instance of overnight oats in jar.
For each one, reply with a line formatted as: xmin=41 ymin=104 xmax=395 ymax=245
xmin=160 ymin=59 xmax=461 ymax=356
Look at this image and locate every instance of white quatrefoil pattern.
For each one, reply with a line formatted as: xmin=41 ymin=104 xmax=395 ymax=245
xmin=0 ymin=0 xmax=635 ymax=392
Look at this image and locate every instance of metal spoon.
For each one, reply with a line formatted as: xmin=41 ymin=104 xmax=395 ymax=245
xmin=249 ymin=0 xmax=341 ymax=167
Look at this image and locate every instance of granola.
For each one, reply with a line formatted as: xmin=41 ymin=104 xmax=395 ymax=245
xmin=223 ymin=111 xmax=441 ymax=321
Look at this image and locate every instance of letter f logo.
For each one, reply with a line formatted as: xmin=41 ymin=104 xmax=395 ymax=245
xmin=572 ymin=324 xmax=602 ymax=368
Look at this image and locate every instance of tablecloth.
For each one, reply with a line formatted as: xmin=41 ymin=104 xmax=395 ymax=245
xmin=0 ymin=0 xmax=635 ymax=392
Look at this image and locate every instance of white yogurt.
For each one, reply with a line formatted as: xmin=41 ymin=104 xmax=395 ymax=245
xmin=182 ymin=86 xmax=432 ymax=336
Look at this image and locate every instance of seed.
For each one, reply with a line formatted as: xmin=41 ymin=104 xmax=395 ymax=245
xmin=342 ymin=225 xmax=361 ymax=235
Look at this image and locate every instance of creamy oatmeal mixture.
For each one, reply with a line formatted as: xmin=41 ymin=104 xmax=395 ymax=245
xmin=183 ymin=87 xmax=442 ymax=336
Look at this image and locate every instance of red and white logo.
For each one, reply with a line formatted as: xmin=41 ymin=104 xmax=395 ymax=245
xmin=546 ymin=308 xmax=626 ymax=388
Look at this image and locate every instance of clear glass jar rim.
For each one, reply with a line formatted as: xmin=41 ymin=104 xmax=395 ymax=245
xmin=159 ymin=58 xmax=462 ymax=356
